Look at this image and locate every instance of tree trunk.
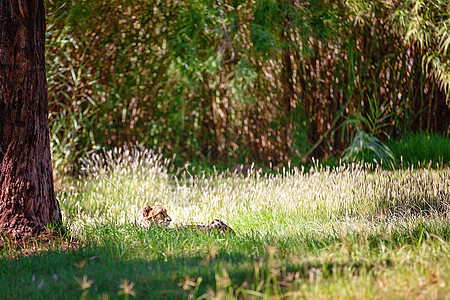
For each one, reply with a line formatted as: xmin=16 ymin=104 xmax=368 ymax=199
xmin=0 ymin=0 xmax=61 ymax=239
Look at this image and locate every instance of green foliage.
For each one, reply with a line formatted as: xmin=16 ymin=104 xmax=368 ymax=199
xmin=341 ymin=96 xmax=396 ymax=169
xmin=390 ymin=0 xmax=450 ymax=98
xmin=388 ymin=132 xmax=450 ymax=167
xmin=44 ymin=0 xmax=450 ymax=176
xmin=342 ymin=131 xmax=395 ymax=169
xmin=45 ymin=20 xmax=100 ymax=176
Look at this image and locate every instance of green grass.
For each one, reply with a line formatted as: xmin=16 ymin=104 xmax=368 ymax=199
xmin=388 ymin=132 xmax=450 ymax=168
xmin=1 ymin=146 xmax=449 ymax=299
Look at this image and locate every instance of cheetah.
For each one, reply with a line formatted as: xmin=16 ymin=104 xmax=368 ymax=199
xmin=137 ymin=205 xmax=233 ymax=235
xmin=137 ymin=205 xmax=172 ymax=228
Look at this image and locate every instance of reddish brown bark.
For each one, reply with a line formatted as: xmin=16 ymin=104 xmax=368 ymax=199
xmin=0 ymin=0 xmax=61 ymax=238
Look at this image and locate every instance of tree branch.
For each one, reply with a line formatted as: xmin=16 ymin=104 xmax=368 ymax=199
xmin=217 ymin=0 xmax=235 ymax=64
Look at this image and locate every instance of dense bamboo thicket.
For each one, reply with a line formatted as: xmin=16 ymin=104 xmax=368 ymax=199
xmin=45 ymin=0 xmax=449 ymax=173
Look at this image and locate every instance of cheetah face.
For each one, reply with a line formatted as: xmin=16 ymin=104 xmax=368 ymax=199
xmin=139 ymin=205 xmax=172 ymax=227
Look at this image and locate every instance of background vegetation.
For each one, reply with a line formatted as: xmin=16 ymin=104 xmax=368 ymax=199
xmin=44 ymin=0 xmax=449 ymax=176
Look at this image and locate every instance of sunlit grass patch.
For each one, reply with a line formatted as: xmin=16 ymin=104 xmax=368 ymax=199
xmin=1 ymin=146 xmax=449 ymax=299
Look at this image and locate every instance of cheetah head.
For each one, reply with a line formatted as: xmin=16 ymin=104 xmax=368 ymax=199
xmin=139 ymin=205 xmax=172 ymax=228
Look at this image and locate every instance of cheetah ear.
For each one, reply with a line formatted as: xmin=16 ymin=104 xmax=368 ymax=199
xmin=143 ymin=206 xmax=153 ymax=216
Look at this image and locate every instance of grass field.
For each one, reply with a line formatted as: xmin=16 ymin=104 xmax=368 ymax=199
xmin=1 ymin=147 xmax=449 ymax=299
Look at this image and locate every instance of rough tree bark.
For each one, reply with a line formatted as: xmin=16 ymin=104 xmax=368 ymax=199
xmin=0 ymin=0 xmax=61 ymax=238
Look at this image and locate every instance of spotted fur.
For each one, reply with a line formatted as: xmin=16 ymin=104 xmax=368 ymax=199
xmin=138 ymin=205 xmax=172 ymax=228
xmin=184 ymin=218 xmax=234 ymax=235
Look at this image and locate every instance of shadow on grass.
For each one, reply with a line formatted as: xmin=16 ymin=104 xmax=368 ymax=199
xmin=1 ymin=222 xmax=449 ymax=299
xmin=0 ymin=245 xmax=387 ymax=299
